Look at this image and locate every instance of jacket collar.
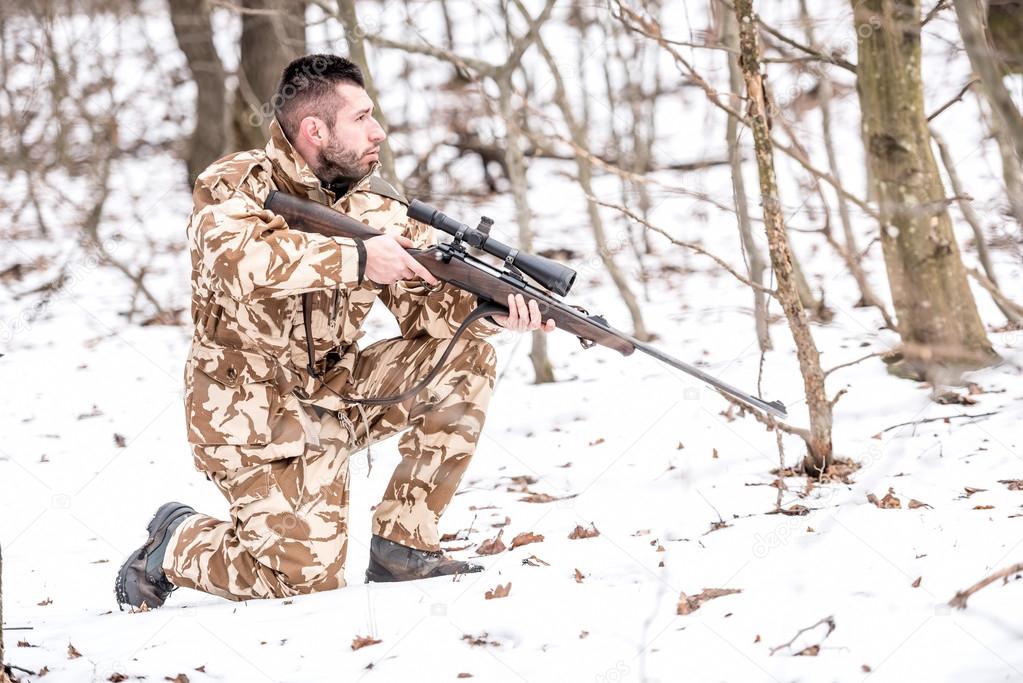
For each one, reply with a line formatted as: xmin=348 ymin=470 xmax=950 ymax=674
xmin=265 ymin=118 xmax=378 ymax=204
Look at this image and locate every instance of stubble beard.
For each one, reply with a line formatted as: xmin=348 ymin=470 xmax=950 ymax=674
xmin=316 ymin=135 xmax=372 ymax=185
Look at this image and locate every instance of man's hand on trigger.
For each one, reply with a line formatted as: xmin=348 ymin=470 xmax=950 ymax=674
xmin=492 ymin=293 xmax=556 ymax=333
xmin=364 ymin=234 xmax=439 ymax=286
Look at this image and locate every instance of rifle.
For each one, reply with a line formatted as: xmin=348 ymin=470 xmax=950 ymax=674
xmin=264 ymin=190 xmax=787 ymax=419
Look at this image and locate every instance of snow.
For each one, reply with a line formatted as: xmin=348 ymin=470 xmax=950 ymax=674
xmin=3 ymin=2 xmax=1023 ymax=682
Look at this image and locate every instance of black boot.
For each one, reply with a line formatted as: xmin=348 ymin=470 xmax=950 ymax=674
xmin=365 ymin=535 xmax=484 ymax=583
xmin=115 ymin=502 xmax=195 ymax=610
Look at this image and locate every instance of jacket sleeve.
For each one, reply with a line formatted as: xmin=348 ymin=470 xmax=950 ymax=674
xmin=377 ymin=216 xmax=503 ymax=340
xmin=190 ymin=164 xmax=366 ymax=302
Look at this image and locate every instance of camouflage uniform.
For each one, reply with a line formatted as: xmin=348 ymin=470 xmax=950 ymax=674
xmin=165 ymin=119 xmax=500 ymax=600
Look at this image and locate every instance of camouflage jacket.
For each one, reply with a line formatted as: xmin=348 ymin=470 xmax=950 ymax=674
xmin=185 ymin=119 xmax=499 ymax=471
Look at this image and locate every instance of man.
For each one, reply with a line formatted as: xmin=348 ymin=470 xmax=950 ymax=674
xmin=115 ymin=54 xmax=553 ymax=609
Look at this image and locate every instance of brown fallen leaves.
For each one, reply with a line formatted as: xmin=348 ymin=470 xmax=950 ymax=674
xmin=519 ymin=492 xmax=559 ymax=503
xmin=676 ymin=588 xmax=742 ymax=615
xmin=477 ymin=530 xmax=506 ymax=555
xmin=574 ymin=568 xmax=585 ymax=583
xmin=485 ymin=582 xmax=512 ymax=600
xmin=568 ymin=524 xmax=600 ymax=539
xmin=351 ymin=635 xmax=382 ymax=651
xmin=866 ymin=488 xmax=931 ymax=510
xmin=867 ymin=488 xmax=901 ymax=509
xmin=999 ymin=480 xmax=1023 ymax=491
xmin=510 ymin=531 xmax=544 ymax=549
xmin=164 ymin=676 xmax=190 ymax=683
xmin=68 ymin=642 xmax=82 ymax=659
xmin=462 ymin=633 xmax=500 ymax=647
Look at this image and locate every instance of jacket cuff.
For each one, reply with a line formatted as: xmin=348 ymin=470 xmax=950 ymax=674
xmin=353 ymin=237 xmax=367 ymax=286
xmin=334 ymin=237 xmax=365 ymax=289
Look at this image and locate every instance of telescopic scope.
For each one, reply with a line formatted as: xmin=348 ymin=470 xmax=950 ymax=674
xmin=408 ymin=199 xmax=577 ymax=296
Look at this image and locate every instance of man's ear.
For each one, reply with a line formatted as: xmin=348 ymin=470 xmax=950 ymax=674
xmin=297 ymin=116 xmax=328 ymax=147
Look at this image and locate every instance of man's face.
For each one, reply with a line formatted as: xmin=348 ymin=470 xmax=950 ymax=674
xmin=315 ymin=82 xmax=386 ymax=184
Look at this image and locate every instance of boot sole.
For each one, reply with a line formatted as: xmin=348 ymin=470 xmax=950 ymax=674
xmin=114 ymin=502 xmax=194 ymax=609
xmin=364 ymin=563 xmax=485 ymax=584
xmin=365 ymin=567 xmax=398 ymax=583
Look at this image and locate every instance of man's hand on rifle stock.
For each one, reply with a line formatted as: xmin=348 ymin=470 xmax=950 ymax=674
xmin=364 ymin=234 xmax=439 ymax=286
xmin=492 ymin=293 xmax=556 ymax=333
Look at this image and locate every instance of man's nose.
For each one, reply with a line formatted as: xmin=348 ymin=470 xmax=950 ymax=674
xmin=369 ymin=118 xmax=386 ymax=142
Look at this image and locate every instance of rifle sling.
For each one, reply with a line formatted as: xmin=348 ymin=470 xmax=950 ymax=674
xmin=302 ymin=294 xmax=502 ymax=408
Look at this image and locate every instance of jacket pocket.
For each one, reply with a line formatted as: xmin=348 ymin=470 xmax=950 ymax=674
xmin=187 ymin=341 xmax=280 ymax=446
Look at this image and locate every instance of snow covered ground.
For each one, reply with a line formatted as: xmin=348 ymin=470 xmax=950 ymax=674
xmin=3 ymin=2 xmax=1023 ymax=682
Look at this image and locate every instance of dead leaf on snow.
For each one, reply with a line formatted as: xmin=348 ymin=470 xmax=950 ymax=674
xmin=676 ymin=588 xmax=742 ymax=615
xmin=934 ymin=390 xmax=977 ymax=406
xmin=37 ymin=597 xmax=52 ymax=606
xmin=457 ymin=674 xmax=473 ymax=679
xmin=477 ymin=530 xmax=506 ymax=555
xmin=908 ymin=499 xmax=932 ymax=509
xmin=574 ymin=568 xmax=585 ymax=583
xmin=113 ymin=433 xmax=126 ymax=448
xmin=164 ymin=675 xmax=190 ymax=683
xmin=974 ymin=504 xmax=995 ymax=510
xmin=108 ymin=674 xmax=128 ymax=682
xmin=998 ymin=480 xmax=1023 ymax=491
xmin=868 ymin=488 xmax=901 ymax=509
xmin=68 ymin=642 xmax=82 ymax=659
xmin=589 ymin=437 xmax=605 ymax=446
xmin=484 ymin=582 xmax=512 ymax=600
xmin=964 ymin=486 xmax=987 ymax=497
xmin=795 ymin=645 xmax=820 ymax=656
xmin=522 ymin=554 xmax=550 ymax=567
xmin=462 ymin=633 xmax=500 ymax=648
xmin=579 ymin=630 xmax=590 ymax=639
xmin=912 ymin=576 xmax=922 ymax=588
xmin=351 ymin=635 xmax=382 ymax=651
xmin=491 ymin=516 xmax=511 ymax=528
xmin=17 ymin=640 xmax=36 ymax=648
xmin=510 ymin=531 xmax=544 ymax=549
xmin=519 ymin=492 xmax=560 ymax=504
xmin=568 ymin=524 xmax=600 ymax=539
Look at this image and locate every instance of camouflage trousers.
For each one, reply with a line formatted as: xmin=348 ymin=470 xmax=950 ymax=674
xmin=164 ymin=336 xmax=496 ymax=601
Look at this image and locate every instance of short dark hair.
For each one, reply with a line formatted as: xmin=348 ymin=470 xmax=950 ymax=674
xmin=273 ymin=54 xmax=365 ymax=142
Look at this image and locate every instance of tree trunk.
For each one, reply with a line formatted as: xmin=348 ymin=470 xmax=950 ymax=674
xmin=233 ymin=0 xmax=306 ymax=150
xmin=987 ymin=0 xmax=1023 ymax=74
xmin=799 ymin=0 xmax=894 ymax=329
xmin=168 ymin=0 xmax=228 ymax=186
xmin=1 ymin=544 xmax=12 ymax=683
xmin=853 ymin=0 xmax=998 ymax=382
xmin=932 ymin=130 xmax=1022 ymax=324
xmin=722 ymin=8 xmax=771 ymax=352
xmin=954 ymin=0 xmax=1023 ymax=160
xmin=498 ymin=76 xmax=555 ymax=383
xmin=734 ymin=0 xmax=833 ymax=474
xmin=336 ymin=0 xmax=401 ymax=192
